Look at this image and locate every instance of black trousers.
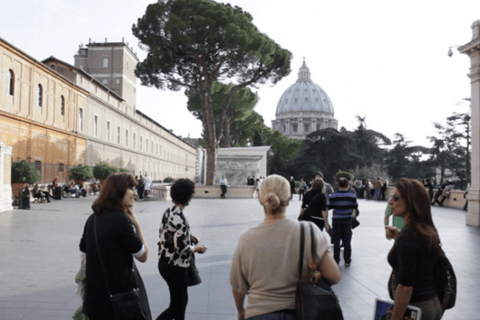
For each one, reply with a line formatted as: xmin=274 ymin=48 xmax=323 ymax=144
xmin=157 ymin=259 xmax=188 ymax=320
xmin=221 ymin=185 xmax=227 ymax=198
xmin=332 ymin=219 xmax=352 ymax=264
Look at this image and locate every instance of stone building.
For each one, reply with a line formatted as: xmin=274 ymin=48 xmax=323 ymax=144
xmin=271 ymin=59 xmax=338 ymax=139
xmin=0 ymin=37 xmax=197 ymax=184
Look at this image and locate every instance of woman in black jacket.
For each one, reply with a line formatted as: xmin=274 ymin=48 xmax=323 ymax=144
xmin=79 ymin=173 xmax=150 ymax=320
xmin=299 ymin=178 xmax=329 ymax=232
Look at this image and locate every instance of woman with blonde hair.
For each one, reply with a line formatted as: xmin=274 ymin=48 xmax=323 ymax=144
xmin=230 ymin=174 xmax=340 ymax=320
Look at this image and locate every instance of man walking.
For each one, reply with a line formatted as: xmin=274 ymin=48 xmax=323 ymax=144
xmin=219 ymin=175 xmax=228 ymax=199
xmin=328 ymin=177 xmax=358 ymax=267
xmin=144 ymin=173 xmax=152 ymax=199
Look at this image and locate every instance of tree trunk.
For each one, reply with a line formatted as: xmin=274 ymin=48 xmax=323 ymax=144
xmin=202 ymin=90 xmax=217 ymax=186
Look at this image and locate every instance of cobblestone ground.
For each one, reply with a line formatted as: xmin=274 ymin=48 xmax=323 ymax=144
xmin=0 ymin=196 xmax=478 ymax=319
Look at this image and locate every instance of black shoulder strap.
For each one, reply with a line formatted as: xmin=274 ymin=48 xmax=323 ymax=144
xmin=298 ymin=222 xmax=305 ymax=279
xmin=94 ymin=215 xmax=113 ymax=298
xmin=309 ymin=223 xmax=317 ymax=265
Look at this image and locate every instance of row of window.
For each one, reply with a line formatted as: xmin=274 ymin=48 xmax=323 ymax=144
xmin=7 ymin=69 xmax=66 ymax=116
xmin=88 ymin=115 xmax=191 ymax=164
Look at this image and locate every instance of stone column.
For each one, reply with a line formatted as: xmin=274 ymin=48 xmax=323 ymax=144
xmin=298 ymin=119 xmax=304 ymax=136
xmin=0 ymin=143 xmax=13 ymax=212
xmin=460 ymin=20 xmax=480 ymax=226
xmin=285 ymin=119 xmax=290 ymax=136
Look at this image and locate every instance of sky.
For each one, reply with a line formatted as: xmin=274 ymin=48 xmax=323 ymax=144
xmin=1 ymin=0 xmax=478 ymax=147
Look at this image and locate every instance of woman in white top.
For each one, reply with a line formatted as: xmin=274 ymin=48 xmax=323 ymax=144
xmin=230 ymin=174 xmax=341 ymax=320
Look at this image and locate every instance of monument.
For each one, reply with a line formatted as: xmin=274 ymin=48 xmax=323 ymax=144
xmin=0 ymin=142 xmax=13 ymax=212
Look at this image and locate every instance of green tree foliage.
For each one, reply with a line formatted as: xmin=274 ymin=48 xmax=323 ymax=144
xmin=69 ymin=165 xmax=94 ymax=180
xmin=351 ymin=116 xmax=391 ymax=167
xmin=265 ymin=130 xmax=303 ymax=175
xmin=187 ymin=82 xmax=260 ymax=147
xmin=335 ymin=170 xmax=354 ymax=181
xmin=428 ymin=112 xmax=471 ymax=189
xmin=133 ymin=0 xmax=292 ymax=185
xmin=352 ymin=164 xmax=391 ymax=184
xmin=93 ymin=162 xmax=118 ymax=179
xmin=384 ymin=133 xmax=433 ymax=180
xmin=11 ymin=161 xmax=40 ymax=184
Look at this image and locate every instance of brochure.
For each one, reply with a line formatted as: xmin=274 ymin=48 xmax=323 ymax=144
xmin=373 ymin=298 xmax=422 ymax=320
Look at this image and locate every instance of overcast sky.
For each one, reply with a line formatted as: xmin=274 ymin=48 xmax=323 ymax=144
xmin=1 ymin=0 xmax=478 ymax=147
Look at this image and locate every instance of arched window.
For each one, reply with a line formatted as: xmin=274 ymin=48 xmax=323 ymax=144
xmin=60 ymin=96 xmax=65 ymax=116
xmin=292 ymin=123 xmax=298 ymax=133
xmin=37 ymin=84 xmax=43 ymax=108
xmin=8 ymin=69 xmax=14 ymax=96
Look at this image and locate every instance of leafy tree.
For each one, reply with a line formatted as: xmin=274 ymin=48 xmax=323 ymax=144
xmin=351 ymin=116 xmax=391 ymax=167
xmin=187 ymin=82 xmax=259 ymax=147
xmin=335 ymin=170 xmax=354 ymax=181
xmin=69 ymin=165 xmax=94 ymax=180
xmin=93 ymin=162 xmax=118 ymax=179
xmin=11 ymin=161 xmax=40 ymax=184
xmin=428 ymin=112 xmax=471 ymax=189
xmin=352 ymin=164 xmax=391 ymax=183
xmin=133 ymin=0 xmax=292 ymax=185
xmin=385 ymin=133 xmax=432 ymax=180
xmin=265 ymin=130 xmax=303 ymax=175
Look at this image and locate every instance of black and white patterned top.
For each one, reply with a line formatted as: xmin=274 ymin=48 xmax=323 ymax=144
xmin=158 ymin=206 xmax=194 ymax=267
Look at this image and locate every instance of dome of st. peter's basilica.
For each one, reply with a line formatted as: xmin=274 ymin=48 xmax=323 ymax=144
xmin=271 ymin=59 xmax=338 ymax=139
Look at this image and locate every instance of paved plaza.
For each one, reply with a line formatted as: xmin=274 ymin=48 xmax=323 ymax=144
xmin=0 ymin=195 xmax=478 ymax=320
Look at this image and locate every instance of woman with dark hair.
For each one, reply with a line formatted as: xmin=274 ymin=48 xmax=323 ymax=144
xmin=157 ymin=178 xmax=207 ymax=320
xmin=79 ymin=172 xmax=150 ymax=320
xmin=299 ymin=178 xmax=329 ymax=231
xmin=386 ymin=178 xmax=443 ymax=320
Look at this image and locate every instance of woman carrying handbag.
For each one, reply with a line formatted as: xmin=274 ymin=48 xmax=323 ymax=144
xmin=79 ymin=173 xmax=151 ymax=320
xmin=230 ymin=175 xmax=340 ymax=320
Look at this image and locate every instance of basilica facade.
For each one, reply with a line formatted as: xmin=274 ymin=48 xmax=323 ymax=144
xmin=271 ymin=60 xmax=337 ymax=139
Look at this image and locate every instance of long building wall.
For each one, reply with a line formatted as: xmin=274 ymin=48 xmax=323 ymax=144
xmin=1 ymin=37 xmax=197 ymax=185
xmin=0 ymin=39 xmax=87 ymax=184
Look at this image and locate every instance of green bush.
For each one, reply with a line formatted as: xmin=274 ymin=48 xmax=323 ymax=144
xmin=118 ymin=167 xmax=129 ymax=173
xmin=93 ymin=162 xmax=118 ymax=179
xmin=11 ymin=161 xmax=40 ymax=184
xmin=335 ymin=170 xmax=354 ymax=181
xmin=70 ymin=165 xmax=94 ymax=180
xmin=163 ymin=177 xmax=174 ymax=183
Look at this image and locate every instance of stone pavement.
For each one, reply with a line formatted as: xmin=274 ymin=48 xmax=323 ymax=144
xmin=0 ymin=196 xmax=478 ymax=320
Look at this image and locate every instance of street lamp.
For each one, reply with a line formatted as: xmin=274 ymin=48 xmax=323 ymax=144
xmin=447 ymin=45 xmax=461 ymax=57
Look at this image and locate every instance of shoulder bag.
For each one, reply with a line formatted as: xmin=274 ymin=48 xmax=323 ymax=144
xmin=295 ymin=222 xmax=344 ymax=320
xmin=94 ymin=215 xmax=147 ymax=320
xmin=387 ymin=245 xmax=456 ymax=311
xmin=187 ymin=254 xmax=202 ymax=286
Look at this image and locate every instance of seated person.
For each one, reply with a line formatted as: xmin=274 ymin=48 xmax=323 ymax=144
xmin=92 ymin=182 xmax=100 ymax=195
xmin=71 ymin=184 xmax=81 ymax=198
xmin=32 ymin=184 xmax=51 ymax=203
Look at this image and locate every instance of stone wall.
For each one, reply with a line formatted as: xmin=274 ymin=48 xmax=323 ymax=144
xmin=0 ymin=142 xmax=13 ymax=212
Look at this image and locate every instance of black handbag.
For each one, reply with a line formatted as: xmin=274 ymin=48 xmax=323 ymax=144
xmin=296 ymin=222 xmax=344 ymax=320
xmin=94 ymin=215 xmax=147 ymax=320
xmin=187 ymin=254 xmax=202 ymax=286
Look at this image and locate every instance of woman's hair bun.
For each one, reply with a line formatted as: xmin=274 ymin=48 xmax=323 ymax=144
xmin=264 ymin=192 xmax=281 ymax=211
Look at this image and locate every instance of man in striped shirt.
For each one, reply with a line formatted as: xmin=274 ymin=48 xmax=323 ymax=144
xmin=327 ymin=177 xmax=358 ymax=267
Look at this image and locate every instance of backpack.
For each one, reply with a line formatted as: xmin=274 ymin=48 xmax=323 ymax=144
xmin=434 ymin=248 xmax=456 ymax=310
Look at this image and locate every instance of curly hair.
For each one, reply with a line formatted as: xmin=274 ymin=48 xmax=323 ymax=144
xmin=170 ymin=179 xmax=195 ymax=205
xmin=92 ymin=172 xmax=137 ymax=215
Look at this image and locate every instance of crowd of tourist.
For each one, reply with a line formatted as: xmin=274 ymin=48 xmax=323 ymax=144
xmin=72 ymin=170 xmax=452 ymax=320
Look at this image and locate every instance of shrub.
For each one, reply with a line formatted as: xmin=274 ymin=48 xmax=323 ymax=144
xmin=335 ymin=170 xmax=354 ymax=181
xmin=11 ymin=161 xmax=40 ymax=184
xmin=163 ymin=177 xmax=174 ymax=183
xmin=70 ymin=165 xmax=94 ymax=180
xmin=118 ymin=168 xmax=129 ymax=173
xmin=93 ymin=162 xmax=118 ymax=179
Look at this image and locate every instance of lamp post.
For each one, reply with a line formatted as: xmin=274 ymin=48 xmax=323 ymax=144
xmin=459 ymin=20 xmax=480 ymax=227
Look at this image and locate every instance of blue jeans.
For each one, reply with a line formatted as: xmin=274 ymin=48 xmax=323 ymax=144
xmin=247 ymin=310 xmax=296 ymax=320
xmin=332 ymin=219 xmax=352 ymax=264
